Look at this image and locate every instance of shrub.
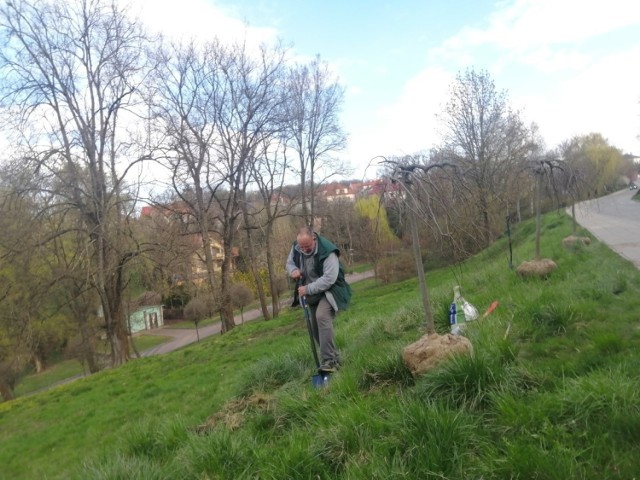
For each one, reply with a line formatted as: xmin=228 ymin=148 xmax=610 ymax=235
xmin=378 ymin=252 xmax=415 ymax=284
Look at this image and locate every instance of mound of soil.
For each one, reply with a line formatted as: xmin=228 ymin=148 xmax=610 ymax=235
xmin=516 ymin=258 xmax=557 ymax=278
xmin=402 ymin=333 xmax=472 ymax=377
xmin=562 ymin=235 xmax=591 ymax=247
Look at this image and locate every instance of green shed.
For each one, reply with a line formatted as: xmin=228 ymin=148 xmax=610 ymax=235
xmin=128 ymin=291 xmax=164 ymax=333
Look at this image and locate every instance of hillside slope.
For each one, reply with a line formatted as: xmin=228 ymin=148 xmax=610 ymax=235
xmin=2 ymin=211 xmax=640 ymax=479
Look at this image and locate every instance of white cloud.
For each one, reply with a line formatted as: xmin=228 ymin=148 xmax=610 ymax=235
xmin=343 ymin=67 xmax=454 ymax=177
xmin=125 ymin=0 xmax=278 ymax=45
xmin=519 ymin=46 xmax=640 ymax=153
xmin=433 ymin=0 xmax=640 ymax=75
xmin=384 ymin=0 xmax=640 ymax=163
xmin=462 ymin=0 xmax=640 ymax=51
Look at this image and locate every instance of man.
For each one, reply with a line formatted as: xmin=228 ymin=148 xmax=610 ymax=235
xmin=286 ymin=227 xmax=352 ymax=373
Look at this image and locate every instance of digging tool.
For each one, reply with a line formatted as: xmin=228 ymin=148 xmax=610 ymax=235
xmin=301 ymin=295 xmax=330 ymax=388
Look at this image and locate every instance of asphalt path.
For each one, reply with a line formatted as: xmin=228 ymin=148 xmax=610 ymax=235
xmin=569 ymin=188 xmax=640 ymax=268
xmin=138 ymin=269 xmax=375 ymax=357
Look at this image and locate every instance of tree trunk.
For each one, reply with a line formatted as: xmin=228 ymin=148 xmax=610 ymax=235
xmin=102 ymin=263 xmax=130 ymax=367
xmin=0 ymin=380 xmax=14 ymax=402
xmin=408 ymin=197 xmax=435 ymax=334
xmin=220 ymin=245 xmax=236 ymax=333
xmin=33 ymin=354 xmax=44 ymax=374
xmin=300 ymin=164 xmax=309 ymax=223
xmin=241 ymin=200 xmax=271 ymax=321
xmin=265 ymin=223 xmax=281 ymax=317
xmin=78 ymin=317 xmax=100 ymax=374
xmin=534 ymin=172 xmax=543 ymax=260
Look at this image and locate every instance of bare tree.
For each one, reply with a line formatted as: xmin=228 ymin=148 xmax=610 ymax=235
xmin=315 ymin=193 xmax=364 ymax=265
xmin=283 ymin=56 xmax=347 ymax=227
xmin=382 ymin=157 xmax=460 ymax=334
xmin=184 ymin=292 xmax=218 ymax=342
xmin=0 ymin=0 xmax=152 ymax=365
xmin=230 ymin=282 xmax=253 ymax=324
xmin=238 ymin=161 xmax=272 ymax=321
xmin=149 ymin=39 xmax=226 ymax=328
xmin=351 ymin=194 xmax=400 ymax=278
xmin=151 ymin=39 xmax=287 ymax=332
xmin=438 ymin=68 xmax=535 ymax=248
xmin=245 ymin=138 xmax=299 ymax=318
xmin=211 ymin=41 xmax=287 ymax=332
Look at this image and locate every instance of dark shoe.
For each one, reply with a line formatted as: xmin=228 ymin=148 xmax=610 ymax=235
xmin=318 ymin=365 xmax=336 ymax=373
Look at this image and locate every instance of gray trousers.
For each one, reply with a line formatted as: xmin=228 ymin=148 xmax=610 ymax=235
xmin=310 ymin=296 xmax=339 ymax=367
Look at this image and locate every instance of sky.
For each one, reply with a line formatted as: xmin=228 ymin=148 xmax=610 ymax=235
xmin=131 ymin=0 xmax=640 ymax=179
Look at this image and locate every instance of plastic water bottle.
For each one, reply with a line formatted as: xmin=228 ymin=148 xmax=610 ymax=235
xmin=449 ymin=302 xmax=461 ymax=335
xmin=453 ymin=286 xmax=467 ymax=324
xmin=451 ymin=285 xmax=479 ymax=335
xmin=455 ymin=285 xmax=479 ymax=321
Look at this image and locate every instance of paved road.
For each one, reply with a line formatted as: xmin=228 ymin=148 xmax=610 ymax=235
xmin=138 ymin=269 xmax=375 ymax=357
xmin=569 ymin=188 xmax=640 ymax=268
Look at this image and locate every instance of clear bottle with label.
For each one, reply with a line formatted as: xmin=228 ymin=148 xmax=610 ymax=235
xmin=451 ymin=285 xmax=478 ymax=334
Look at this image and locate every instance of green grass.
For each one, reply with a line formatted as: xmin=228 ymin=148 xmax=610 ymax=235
xmin=14 ymin=335 xmax=171 ymax=398
xmin=165 ymin=317 xmax=217 ymax=329
xmin=133 ymin=334 xmax=174 ymax=352
xmin=13 ymin=360 xmax=86 ymax=397
xmin=2 ymin=211 xmax=640 ymax=479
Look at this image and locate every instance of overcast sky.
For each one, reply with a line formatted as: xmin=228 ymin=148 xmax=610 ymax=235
xmin=131 ymin=0 xmax=640 ymax=179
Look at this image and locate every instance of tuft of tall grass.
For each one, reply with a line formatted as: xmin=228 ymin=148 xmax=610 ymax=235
xmin=516 ymin=291 xmax=582 ymax=340
xmin=484 ymin=435 xmax=586 ymax=479
xmin=393 ymin=400 xmax=487 ymax=478
xmin=254 ymin=430 xmax=330 ymax=479
xmin=356 ymin=349 xmax=415 ymax=391
xmin=236 ymin=349 xmax=310 ymax=396
xmin=179 ymin=430 xmax=260 ymax=479
xmin=123 ymin=416 xmax=189 ymax=460
xmin=592 ymin=332 xmax=625 ymax=355
xmin=413 ymin=346 xmax=537 ymax=411
xmin=80 ymin=452 xmax=179 ymax=480
xmin=491 ymin=364 xmax=640 ymax=478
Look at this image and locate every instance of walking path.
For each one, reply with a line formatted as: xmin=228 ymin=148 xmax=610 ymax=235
xmin=138 ymin=269 xmax=375 ymax=357
xmin=569 ymin=188 xmax=640 ymax=268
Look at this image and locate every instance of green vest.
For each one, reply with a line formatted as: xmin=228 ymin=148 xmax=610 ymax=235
xmin=292 ymin=235 xmax=352 ymax=310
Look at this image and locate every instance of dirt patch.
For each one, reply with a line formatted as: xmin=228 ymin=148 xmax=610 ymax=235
xmin=562 ymin=235 xmax=591 ymax=247
xmin=193 ymin=392 xmax=274 ymax=434
xmin=402 ymin=333 xmax=473 ymax=377
xmin=516 ymin=258 xmax=557 ymax=278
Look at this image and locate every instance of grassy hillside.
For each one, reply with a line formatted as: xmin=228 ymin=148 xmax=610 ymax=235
xmin=2 ymin=211 xmax=640 ymax=479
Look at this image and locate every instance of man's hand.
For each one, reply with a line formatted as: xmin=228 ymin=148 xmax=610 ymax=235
xmin=290 ymin=269 xmax=302 ymax=280
xmin=298 ymin=285 xmax=307 ymax=297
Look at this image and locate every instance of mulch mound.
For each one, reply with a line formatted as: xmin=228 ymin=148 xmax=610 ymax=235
xmin=562 ymin=235 xmax=591 ymax=247
xmin=402 ymin=333 xmax=473 ymax=377
xmin=193 ymin=393 xmax=274 ymax=434
xmin=516 ymin=258 xmax=557 ymax=278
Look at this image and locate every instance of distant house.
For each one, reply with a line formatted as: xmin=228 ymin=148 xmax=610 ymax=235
xmin=128 ymin=291 xmax=164 ymax=334
xmin=319 ymin=182 xmax=359 ymax=202
xmin=139 ymin=202 xmax=237 ymax=285
xmin=318 ymin=179 xmax=403 ymax=202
